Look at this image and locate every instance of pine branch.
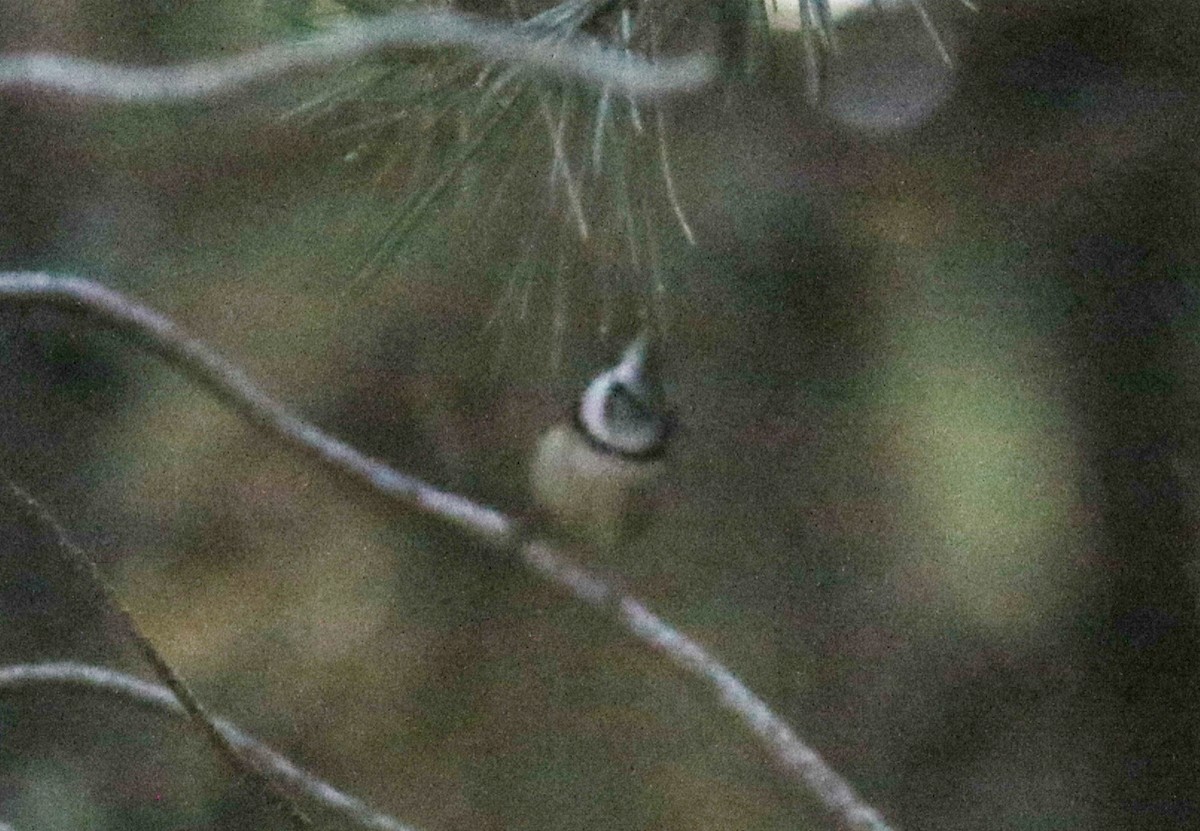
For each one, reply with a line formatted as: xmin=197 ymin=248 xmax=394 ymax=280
xmin=0 ymin=8 xmax=714 ymax=103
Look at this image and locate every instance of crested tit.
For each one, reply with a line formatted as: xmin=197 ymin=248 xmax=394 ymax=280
xmin=530 ymin=332 xmax=672 ymax=549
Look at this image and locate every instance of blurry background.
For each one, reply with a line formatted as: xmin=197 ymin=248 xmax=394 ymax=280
xmin=1 ymin=1 xmax=1198 ymax=829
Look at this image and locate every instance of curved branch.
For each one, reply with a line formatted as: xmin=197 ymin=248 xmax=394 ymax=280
xmin=0 ymin=272 xmax=895 ymax=831
xmin=1 ymin=479 xmax=312 ymax=829
xmin=0 ymin=9 xmax=713 ymax=103
xmin=0 ymin=662 xmax=419 ymax=831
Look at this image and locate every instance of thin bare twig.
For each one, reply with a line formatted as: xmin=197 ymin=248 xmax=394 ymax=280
xmin=0 ymin=8 xmax=713 ymax=103
xmin=0 ymin=272 xmax=896 ymax=831
xmin=652 ymin=92 xmax=694 ymax=245
xmin=537 ymin=82 xmax=591 ymax=241
xmin=906 ymin=0 xmax=952 ymax=65
xmin=0 ymin=479 xmax=312 ymax=829
xmin=0 ymin=661 xmax=418 ymax=831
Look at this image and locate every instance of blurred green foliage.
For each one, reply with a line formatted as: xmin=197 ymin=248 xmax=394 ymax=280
xmin=1 ymin=1 xmax=1198 ymax=830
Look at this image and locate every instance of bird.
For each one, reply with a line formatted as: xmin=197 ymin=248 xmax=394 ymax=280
xmin=530 ymin=331 xmax=673 ymax=550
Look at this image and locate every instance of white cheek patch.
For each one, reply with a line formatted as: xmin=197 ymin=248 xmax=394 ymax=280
xmin=578 ymin=370 xmax=616 ymax=445
xmin=579 ymin=372 xmax=667 ymax=457
xmin=577 ymin=333 xmax=668 ymax=458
